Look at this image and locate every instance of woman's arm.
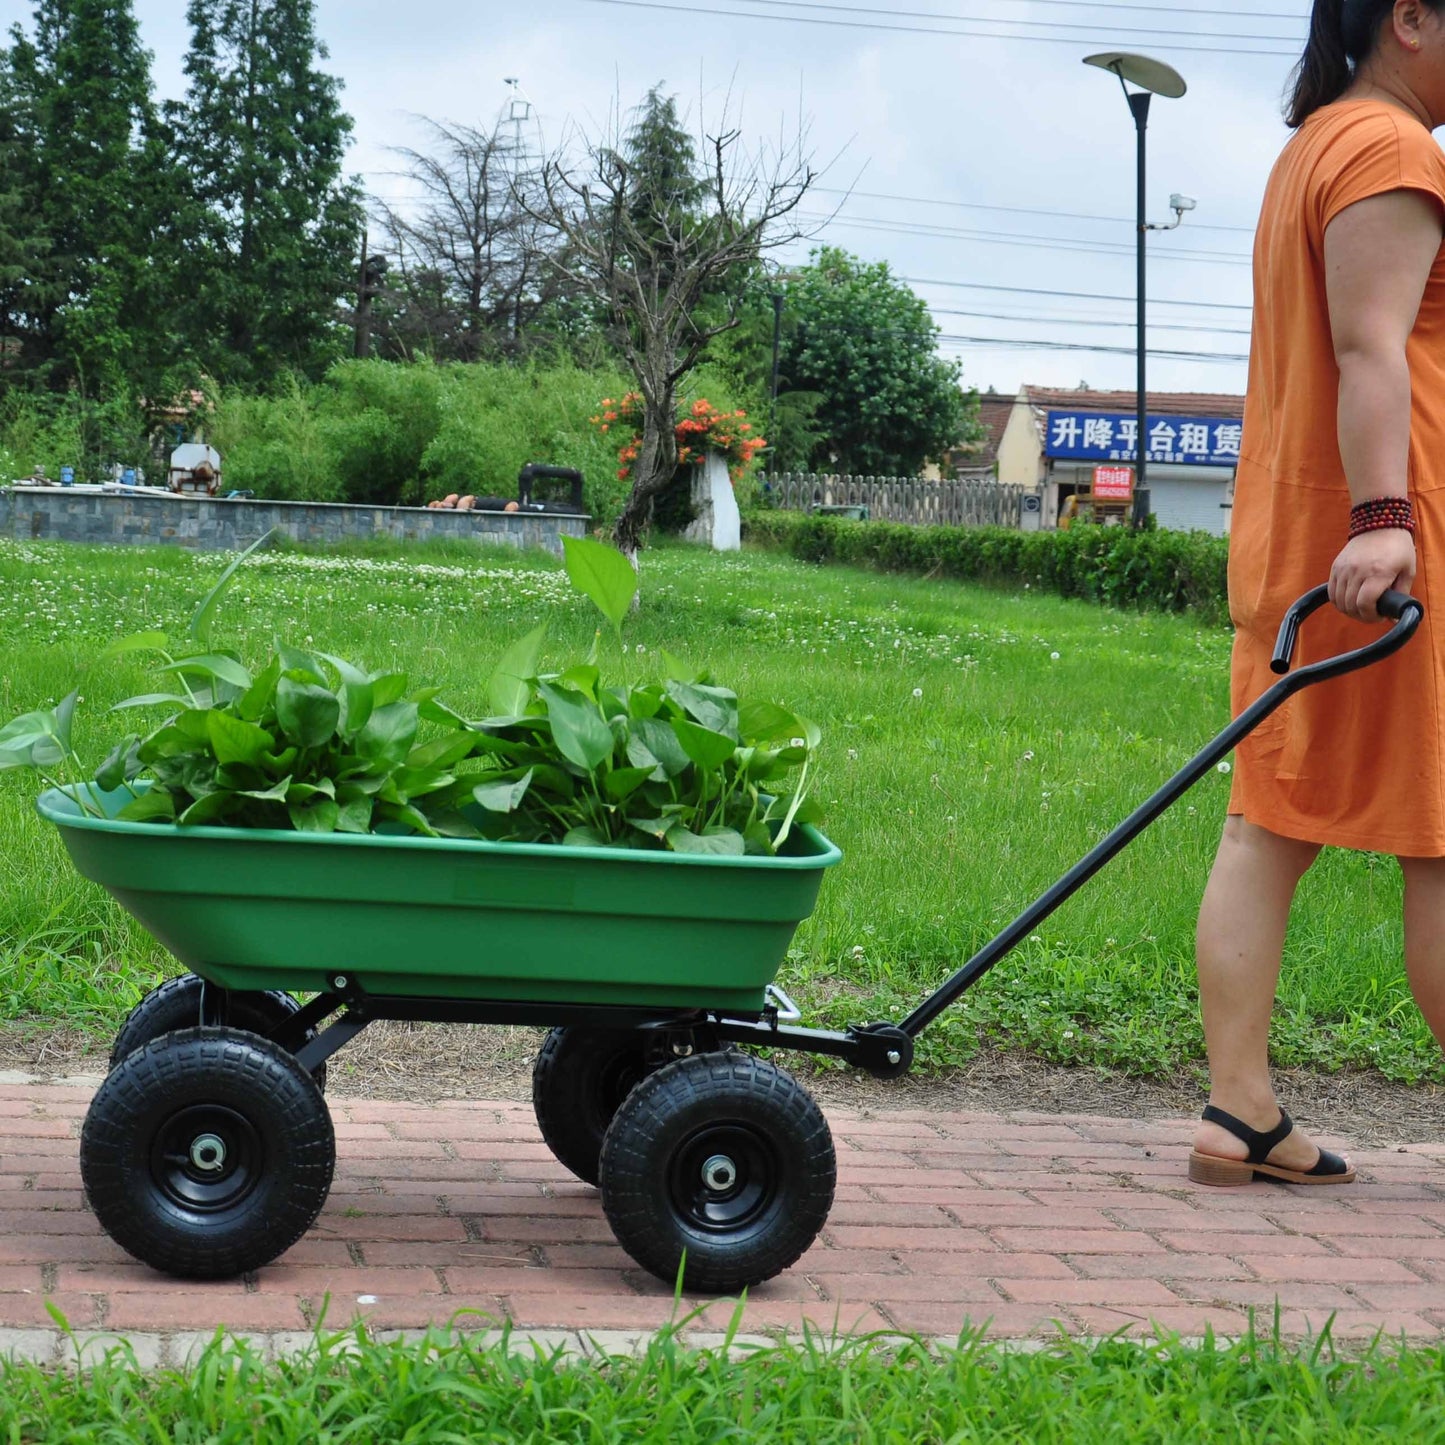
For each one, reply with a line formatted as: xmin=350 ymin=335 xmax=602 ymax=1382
xmin=1324 ymin=187 xmax=1441 ymax=620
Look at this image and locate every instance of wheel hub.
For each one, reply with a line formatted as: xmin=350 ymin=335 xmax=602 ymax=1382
xmin=701 ymin=1154 xmax=737 ymax=1192
xmin=189 ymin=1134 xmax=227 ymax=1172
xmin=152 ymin=1104 xmax=262 ymax=1213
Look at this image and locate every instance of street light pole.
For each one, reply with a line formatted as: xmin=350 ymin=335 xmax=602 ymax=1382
xmin=1083 ymin=52 xmax=1187 ymax=526
xmin=1129 ymin=88 xmax=1151 ymax=508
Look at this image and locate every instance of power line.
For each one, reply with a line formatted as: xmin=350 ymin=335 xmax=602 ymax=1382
xmin=936 ymin=333 xmax=1249 ymax=362
xmin=896 ymin=275 xmax=1253 ymax=312
xmin=725 ymin=0 xmax=1304 ymax=43
xmin=929 ymin=305 xmax=1251 ymax=337
xmin=801 ymin=211 xmax=1253 ymax=266
xmin=953 ymin=0 xmax=1307 ymax=15
xmin=572 ymin=0 xmax=1300 ymax=54
xmin=814 ymin=186 xmax=1257 ymax=236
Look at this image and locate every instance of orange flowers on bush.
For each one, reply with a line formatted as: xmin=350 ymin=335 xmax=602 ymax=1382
xmin=591 ymin=392 xmax=767 ymax=486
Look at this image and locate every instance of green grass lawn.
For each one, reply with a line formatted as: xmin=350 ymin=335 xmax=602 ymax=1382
xmin=0 ymin=534 xmax=1436 ymax=1084
xmin=5 ymin=1321 xmax=1445 ymax=1443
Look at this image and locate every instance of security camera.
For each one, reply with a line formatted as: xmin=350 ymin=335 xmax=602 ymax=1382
xmin=1170 ymin=194 xmax=1197 ymax=212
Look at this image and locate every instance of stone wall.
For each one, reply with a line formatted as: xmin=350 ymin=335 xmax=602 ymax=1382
xmin=0 ymin=487 xmax=590 ymax=556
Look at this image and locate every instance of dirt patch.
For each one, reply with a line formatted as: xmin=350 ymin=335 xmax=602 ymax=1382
xmin=3 ymin=1021 xmax=1442 ymax=1147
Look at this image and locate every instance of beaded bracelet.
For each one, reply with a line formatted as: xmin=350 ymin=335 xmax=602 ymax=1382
xmin=1349 ymin=496 xmax=1416 ymax=538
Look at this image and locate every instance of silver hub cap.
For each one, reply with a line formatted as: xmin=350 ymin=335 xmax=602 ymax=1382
xmin=702 ymin=1154 xmax=737 ymax=1192
xmin=190 ymin=1133 xmax=227 ymax=1173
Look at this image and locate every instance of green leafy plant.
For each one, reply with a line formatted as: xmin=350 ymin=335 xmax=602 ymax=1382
xmin=2 ymin=535 xmax=821 ymax=855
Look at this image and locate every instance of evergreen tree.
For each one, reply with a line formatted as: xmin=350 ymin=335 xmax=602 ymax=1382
xmin=622 ymin=86 xmax=704 ymax=245
xmin=5 ymin=0 xmax=166 ymax=393
xmin=170 ymin=0 xmax=362 ymax=384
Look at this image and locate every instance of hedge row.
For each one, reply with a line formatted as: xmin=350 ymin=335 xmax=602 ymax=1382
xmin=741 ymin=510 xmax=1230 ymax=622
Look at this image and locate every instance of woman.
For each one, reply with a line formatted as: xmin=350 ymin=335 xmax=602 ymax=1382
xmin=1191 ymin=0 xmax=1445 ymax=1186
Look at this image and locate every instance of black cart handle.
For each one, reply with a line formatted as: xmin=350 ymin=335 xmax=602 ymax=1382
xmin=1270 ymin=585 xmax=1423 ymax=676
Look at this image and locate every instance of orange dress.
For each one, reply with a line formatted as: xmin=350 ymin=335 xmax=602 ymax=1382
xmin=1229 ymin=99 xmax=1445 ymax=856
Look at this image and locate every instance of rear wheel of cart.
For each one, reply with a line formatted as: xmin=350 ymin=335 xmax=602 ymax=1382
xmin=599 ymin=1052 xmax=835 ymax=1294
xmin=532 ymin=1026 xmax=737 ymax=1187
xmin=80 ymin=1026 xmax=334 ymax=1280
xmin=109 ymin=974 xmax=326 ymax=1090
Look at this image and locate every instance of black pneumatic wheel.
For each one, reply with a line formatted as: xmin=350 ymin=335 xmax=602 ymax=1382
xmin=532 ymin=1027 xmax=739 ymax=1187
xmin=110 ymin=974 xmax=326 ymax=1090
xmin=599 ymin=1052 xmax=835 ymax=1294
xmin=80 ymin=1027 xmax=335 ymax=1279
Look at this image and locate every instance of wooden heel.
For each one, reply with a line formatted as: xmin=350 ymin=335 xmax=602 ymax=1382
xmin=1188 ymin=1151 xmax=1255 ymax=1187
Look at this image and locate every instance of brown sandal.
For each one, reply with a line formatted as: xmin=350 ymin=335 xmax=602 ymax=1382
xmin=1188 ymin=1105 xmax=1355 ymax=1187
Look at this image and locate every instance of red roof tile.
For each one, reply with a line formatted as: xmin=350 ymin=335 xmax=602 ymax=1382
xmin=1023 ymin=385 xmax=1244 ymax=419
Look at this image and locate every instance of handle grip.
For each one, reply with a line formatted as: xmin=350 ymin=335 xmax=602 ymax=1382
xmin=1271 ymin=585 xmax=1422 ymax=675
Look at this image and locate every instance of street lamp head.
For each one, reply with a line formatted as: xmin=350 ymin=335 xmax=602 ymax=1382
xmin=1083 ymin=52 xmax=1187 ymax=99
xmin=1170 ymin=193 xmax=1197 ymax=212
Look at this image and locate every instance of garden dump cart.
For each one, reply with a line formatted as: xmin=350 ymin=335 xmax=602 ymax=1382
xmin=39 ymin=586 xmax=1422 ymax=1294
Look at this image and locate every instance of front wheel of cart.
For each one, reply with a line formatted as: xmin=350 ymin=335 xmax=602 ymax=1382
xmin=532 ymin=1027 xmax=739 ymax=1187
xmin=80 ymin=1027 xmax=335 ymax=1280
xmin=599 ymin=1052 xmax=835 ymax=1294
xmin=109 ymin=974 xmax=327 ymax=1091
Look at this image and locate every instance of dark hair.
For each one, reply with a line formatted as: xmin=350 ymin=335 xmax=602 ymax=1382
xmin=1286 ymin=0 xmax=1445 ymax=127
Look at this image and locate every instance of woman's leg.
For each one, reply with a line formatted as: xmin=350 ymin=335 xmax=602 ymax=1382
xmin=1192 ymin=815 xmax=1326 ymax=1169
xmin=1399 ymin=855 xmax=1445 ymax=1050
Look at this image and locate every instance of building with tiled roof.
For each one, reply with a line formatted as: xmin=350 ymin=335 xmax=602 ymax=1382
xmin=995 ymin=384 xmax=1244 ymax=535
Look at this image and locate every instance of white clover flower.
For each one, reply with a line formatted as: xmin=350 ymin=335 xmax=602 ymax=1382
xmin=912 ymin=688 xmax=923 ymax=699
xmin=790 ymin=736 xmax=806 ymax=749
xmin=850 ymin=945 xmax=866 ymax=960
xmin=1063 ymin=1030 xmax=1075 ymax=1040
xmin=1050 ymin=652 xmax=1060 ymax=661
xmin=635 ymin=644 xmax=646 ymax=654
xmin=1022 ymin=750 xmax=1035 ymax=761
xmin=1217 ymin=761 xmax=1232 ymax=774
xmin=846 ymin=748 xmax=859 ymax=761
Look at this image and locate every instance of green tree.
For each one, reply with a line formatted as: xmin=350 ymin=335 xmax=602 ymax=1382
xmin=5 ymin=0 xmax=168 ymax=394
xmin=782 ymin=246 xmax=977 ymax=476
xmin=169 ymin=0 xmax=363 ymax=384
xmin=530 ymin=89 xmax=814 ymax=565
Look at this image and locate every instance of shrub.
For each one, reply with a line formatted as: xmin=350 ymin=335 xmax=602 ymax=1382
xmin=742 ymin=510 xmax=1230 ymax=622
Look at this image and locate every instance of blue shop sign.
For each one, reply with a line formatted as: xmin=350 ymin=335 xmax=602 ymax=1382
xmin=1045 ymin=411 xmax=1241 ymax=469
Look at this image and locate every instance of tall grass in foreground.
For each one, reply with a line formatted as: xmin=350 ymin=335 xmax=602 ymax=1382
xmin=5 ymin=1319 xmax=1445 ymax=1443
xmin=0 ymin=535 xmax=1436 ymax=1083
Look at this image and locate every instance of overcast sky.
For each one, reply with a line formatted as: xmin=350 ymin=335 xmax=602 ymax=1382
xmin=13 ymin=0 xmax=1330 ymax=398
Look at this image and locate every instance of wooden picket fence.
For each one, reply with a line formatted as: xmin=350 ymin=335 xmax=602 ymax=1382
xmin=762 ymin=471 xmax=1032 ymax=529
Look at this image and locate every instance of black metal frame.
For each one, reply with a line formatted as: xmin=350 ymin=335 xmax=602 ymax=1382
xmin=209 ymin=587 xmax=1422 ymax=1085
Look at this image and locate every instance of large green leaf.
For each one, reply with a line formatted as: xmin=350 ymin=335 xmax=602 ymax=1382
xmin=163 ymin=654 xmax=254 ymax=690
xmin=357 ymin=701 xmax=420 ymax=768
xmin=630 ymin=718 xmax=691 ymax=777
xmin=562 ymin=535 xmax=637 ymax=640
xmin=739 ymin=700 xmax=802 ymax=744
xmin=668 ymin=682 xmax=738 ymax=739
xmin=473 ymin=769 xmax=534 ymax=814
xmin=538 ymin=683 xmax=614 ymax=773
xmin=289 ymin=799 xmax=340 ymax=833
xmin=276 ymin=644 xmax=328 ymax=685
xmin=275 ymin=678 xmax=341 ymax=748
xmin=486 ymin=625 xmax=547 ymax=718
xmin=671 ymin=718 xmax=737 ymax=770
xmin=0 ymin=709 xmax=65 ymax=770
xmin=206 ymin=711 xmax=275 ymax=767
xmin=603 ymin=766 xmax=654 ymax=802
xmin=666 ymin=825 xmax=746 ymax=856
xmin=111 ymin=692 xmax=191 ymax=712
xmin=99 ymin=630 xmax=171 ymax=662
xmin=407 ymin=733 xmax=477 ymax=771
xmin=95 ymin=736 xmax=143 ymax=791
xmin=318 ymin=654 xmax=374 ymax=738
xmin=190 ymin=531 xmax=273 ymax=647
xmin=237 ymin=658 xmax=281 ymax=723
xmin=117 ymin=789 xmax=176 ymax=824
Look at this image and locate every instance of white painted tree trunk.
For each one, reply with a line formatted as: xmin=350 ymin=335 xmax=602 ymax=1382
xmin=681 ymin=450 xmax=741 ymax=551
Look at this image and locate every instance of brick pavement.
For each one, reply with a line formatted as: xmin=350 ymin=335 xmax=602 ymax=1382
xmin=3 ymin=1076 xmax=1445 ymax=1364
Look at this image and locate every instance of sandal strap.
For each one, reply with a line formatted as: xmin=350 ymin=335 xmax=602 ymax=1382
xmin=1201 ymin=1104 xmax=1295 ymax=1165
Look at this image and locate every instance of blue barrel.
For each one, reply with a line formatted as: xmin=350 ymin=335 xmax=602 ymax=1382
xmin=59 ymin=466 xmax=74 ymax=486
xmin=121 ymin=468 xmax=136 ymax=487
